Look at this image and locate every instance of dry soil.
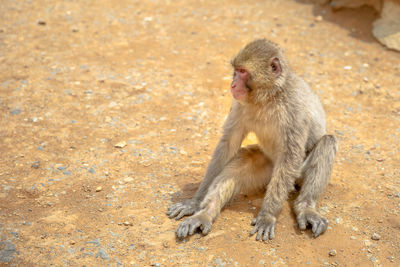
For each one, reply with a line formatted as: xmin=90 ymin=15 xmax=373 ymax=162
xmin=0 ymin=0 xmax=400 ymax=266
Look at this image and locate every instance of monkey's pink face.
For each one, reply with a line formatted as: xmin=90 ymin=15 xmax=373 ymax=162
xmin=231 ymin=68 xmax=250 ymax=101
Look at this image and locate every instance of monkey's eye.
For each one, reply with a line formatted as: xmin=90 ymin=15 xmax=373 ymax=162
xmin=237 ymin=68 xmax=246 ymax=73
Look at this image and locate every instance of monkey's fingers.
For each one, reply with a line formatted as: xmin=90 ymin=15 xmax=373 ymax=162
xmin=260 ymin=225 xmax=275 ymax=241
xmin=268 ymin=225 xmax=275 ymax=240
xmin=256 ymin=228 xmax=264 ymax=241
xmin=250 ymin=224 xmax=259 ymax=236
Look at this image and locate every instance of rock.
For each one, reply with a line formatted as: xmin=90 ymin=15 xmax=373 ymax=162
xmin=31 ymin=161 xmax=40 ymax=169
xmin=114 ymin=141 xmax=127 ymax=148
xmin=109 ymin=101 xmax=118 ymax=108
xmin=96 ymin=248 xmax=109 ymax=260
xmin=371 ymin=233 xmax=381 ymax=240
xmin=315 ymin=15 xmax=323 ymax=22
xmin=70 ymin=240 xmax=76 ymax=245
xmin=329 ymin=249 xmax=337 ymax=256
xmin=311 ymin=0 xmax=331 ymax=4
xmin=373 ymin=1 xmax=400 ymax=51
xmin=87 ymin=239 xmax=100 ymax=246
xmin=10 ymin=108 xmax=21 ymax=115
xmin=123 ymin=221 xmax=132 ymax=226
xmin=124 ymin=177 xmax=134 ymax=183
xmin=330 ymin=0 xmax=382 ymax=12
xmin=335 ymin=217 xmax=343 ymax=224
xmin=95 ymin=186 xmax=102 ymax=192
xmin=55 ymin=164 xmax=66 ymax=170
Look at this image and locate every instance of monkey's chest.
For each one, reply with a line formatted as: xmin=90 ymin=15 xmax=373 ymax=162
xmin=247 ymin=123 xmax=281 ymax=162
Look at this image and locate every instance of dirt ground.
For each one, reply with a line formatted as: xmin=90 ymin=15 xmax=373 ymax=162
xmin=1 ymin=0 xmax=399 ymax=266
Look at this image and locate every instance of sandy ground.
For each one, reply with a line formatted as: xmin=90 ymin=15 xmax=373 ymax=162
xmin=0 ymin=0 xmax=400 ymax=266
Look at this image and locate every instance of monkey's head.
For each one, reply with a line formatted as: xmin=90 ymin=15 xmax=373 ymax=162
xmin=230 ymin=39 xmax=289 ymax=103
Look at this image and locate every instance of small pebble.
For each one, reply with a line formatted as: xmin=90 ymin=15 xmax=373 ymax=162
xmin=31 ymin=161 xmax=40 ymax=169
xmin=70 ymin=240 xmax=76 ymax=245
xmin=123 ymin=221 xmax=132 ymax=226
xmin=124 ymin=177 xmax=134 ymax=183
xmin=96 ymin=248 xmax=109 ymax=260
xmin=10 ymin=108 xmax=22 ymax=115
xmin=371 ymin=233 xmax=381 ymax=240
xmin=96 ymin=186 xmax=102 ymax=192
xmin=114 ymin=141 xmax=127 ymax=148
xmin=315 ymin=15 xmax=323 ymax=22
xmin=329 ymin=249 xmax=337 ymax=256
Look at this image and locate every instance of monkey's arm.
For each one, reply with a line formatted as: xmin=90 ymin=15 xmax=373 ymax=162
xmin=251 ymin=130 xmax=306 ymax=240
xmin=193 ymin=112 xmax=246 ymax=201
xmin=167 ymin=103 xmax=247 ymax=219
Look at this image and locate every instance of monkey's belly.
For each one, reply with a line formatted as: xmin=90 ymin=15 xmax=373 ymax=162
xmin=241 ymin=132 xmax=259 ymax=147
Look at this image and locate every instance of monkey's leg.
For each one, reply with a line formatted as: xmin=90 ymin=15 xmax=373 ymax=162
xmin=294 ymin=135 xmax=337 ymax=237
xmin=176 ymin=145 xmax=273 ymax=238
xmin=167 ymin=112 xmax=247 ymax=220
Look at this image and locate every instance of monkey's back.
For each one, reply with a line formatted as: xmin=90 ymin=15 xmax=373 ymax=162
xmin=294 ymin=76 xmax=327 ymax=153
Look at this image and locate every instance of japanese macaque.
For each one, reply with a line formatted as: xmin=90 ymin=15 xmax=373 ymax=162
xmin=167 ymin=39 xmax=337 ymax=241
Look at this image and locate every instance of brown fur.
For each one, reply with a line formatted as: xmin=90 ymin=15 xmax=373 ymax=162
xmin=167 ymin=39 xmax=337 ymax=240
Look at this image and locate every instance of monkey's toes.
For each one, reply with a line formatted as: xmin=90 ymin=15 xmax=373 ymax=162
xmin=311 ymin=217 xmax=328 ymax=238
xmin=297 ymin=211 xmax=328 ymax=238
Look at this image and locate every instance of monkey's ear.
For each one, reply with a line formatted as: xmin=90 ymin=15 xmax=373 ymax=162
xmin=271 ymin=57 xmax=282 ymax=77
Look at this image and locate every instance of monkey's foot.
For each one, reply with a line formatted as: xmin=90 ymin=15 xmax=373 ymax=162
xmin=176 ymin=213 xmax=212 ymax=238
xmin=297 ymin=208 xmax=328 ymax=238
xmin=167 ymin=199 xmax=199 ymax=220
xmin=250 ymin=213 xmax=277 ymax=241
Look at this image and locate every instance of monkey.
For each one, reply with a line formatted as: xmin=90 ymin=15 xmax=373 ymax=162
xmin=167 ymin=39 xmax=337 ymax=241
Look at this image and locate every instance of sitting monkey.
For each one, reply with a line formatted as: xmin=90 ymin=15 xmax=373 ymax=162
xmin=167 ymin=39 xmax=337 ymax=241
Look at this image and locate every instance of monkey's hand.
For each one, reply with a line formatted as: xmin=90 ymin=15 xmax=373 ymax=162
xmin=250 ymin=212 xmax=277 ymax=241
xmin=166 ymin=199 xmax=200 ymax=220
xmin=176 ymin=212 xmax=212 ymax=238
xmin=297 ymin=208 xmax=328 ymax=238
